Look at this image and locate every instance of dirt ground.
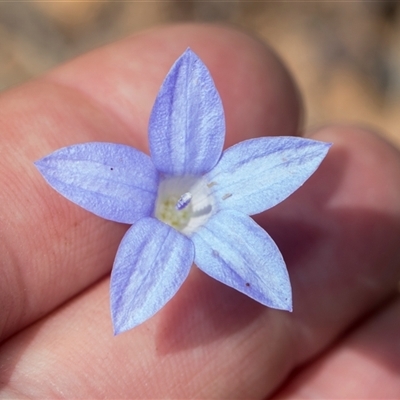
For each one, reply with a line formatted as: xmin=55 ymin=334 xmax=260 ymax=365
xmin=1 ymin=1 xmax=399 ymax=147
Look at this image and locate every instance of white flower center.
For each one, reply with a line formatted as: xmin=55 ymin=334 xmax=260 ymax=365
xmin=154 ymin=176 xmax=215 ymax=236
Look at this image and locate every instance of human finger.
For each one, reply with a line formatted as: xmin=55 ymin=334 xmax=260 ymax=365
xmin=273 ymin=297 xmax=400 ymax=399
xmin=1 ymin=127 xmax=399 ymax=398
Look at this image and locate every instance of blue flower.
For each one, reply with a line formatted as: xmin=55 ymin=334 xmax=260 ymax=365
xmin=35 ymin=49 xmax=331 ymax=334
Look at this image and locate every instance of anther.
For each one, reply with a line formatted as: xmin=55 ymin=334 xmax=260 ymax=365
xmin=175 ymin=192 xmax=192 ymax=210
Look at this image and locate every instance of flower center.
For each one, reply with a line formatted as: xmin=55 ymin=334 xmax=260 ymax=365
xmin=154 ymin=176 xmax=215 ymax=236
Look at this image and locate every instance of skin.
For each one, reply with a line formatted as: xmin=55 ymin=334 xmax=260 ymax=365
xmin=0 ymin=23 xmax=399 ymax=399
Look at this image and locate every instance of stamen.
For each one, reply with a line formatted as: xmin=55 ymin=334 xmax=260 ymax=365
xmin=222 ymin=193 xmax=232 ymax=200
xmin=175 ymin=192 xmax=192 ymax=210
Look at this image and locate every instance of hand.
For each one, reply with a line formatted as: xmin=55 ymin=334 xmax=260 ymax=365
xmin=1 ymin=24 xmax=399 ymax=398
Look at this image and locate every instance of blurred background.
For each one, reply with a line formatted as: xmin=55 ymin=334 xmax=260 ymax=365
xmin=1 ymin=1 xmax=399 ymax=147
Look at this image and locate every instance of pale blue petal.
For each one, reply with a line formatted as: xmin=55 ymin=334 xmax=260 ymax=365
xmin=35 ymin=143 xmax=159 ymax=224
xmin=110 ymin=217 xmax=194 ymax=334
xmin=206 ymin=137 xmax=331 ymax=215
xmin=192 ymin=210 xmax=292 ymax=310
xmin=149 ymin=48 xmax=225 ymax=176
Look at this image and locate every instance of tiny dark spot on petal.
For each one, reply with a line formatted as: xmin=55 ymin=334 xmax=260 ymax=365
xmin=110 ymin=167 xmax=114 ymax=171
xmin=245 ymin=282 xmax=250 ymax=287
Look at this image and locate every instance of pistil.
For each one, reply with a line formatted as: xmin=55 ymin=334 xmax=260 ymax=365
xmin=175 ymin=192 xmax=192 ymax=210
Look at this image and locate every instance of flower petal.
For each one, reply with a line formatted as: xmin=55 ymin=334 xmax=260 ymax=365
xmin=35 ymin=143 xmax=159 ymax=224
xmin=206 ymin=137 xmax=331 ymax=215
xmin=191 ymin=210 xmax=292 ymax=311
xmin=110 ymin=217 xmax=194 ymax=334
xmin=149 ymin=48 xmax=225 ymax=176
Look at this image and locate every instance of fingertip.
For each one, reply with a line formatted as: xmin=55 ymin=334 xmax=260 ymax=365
xmin=46 ymin=23 xmax=302 ymax=147
xmin=308 ymin=124 xmax=400 ymax=212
